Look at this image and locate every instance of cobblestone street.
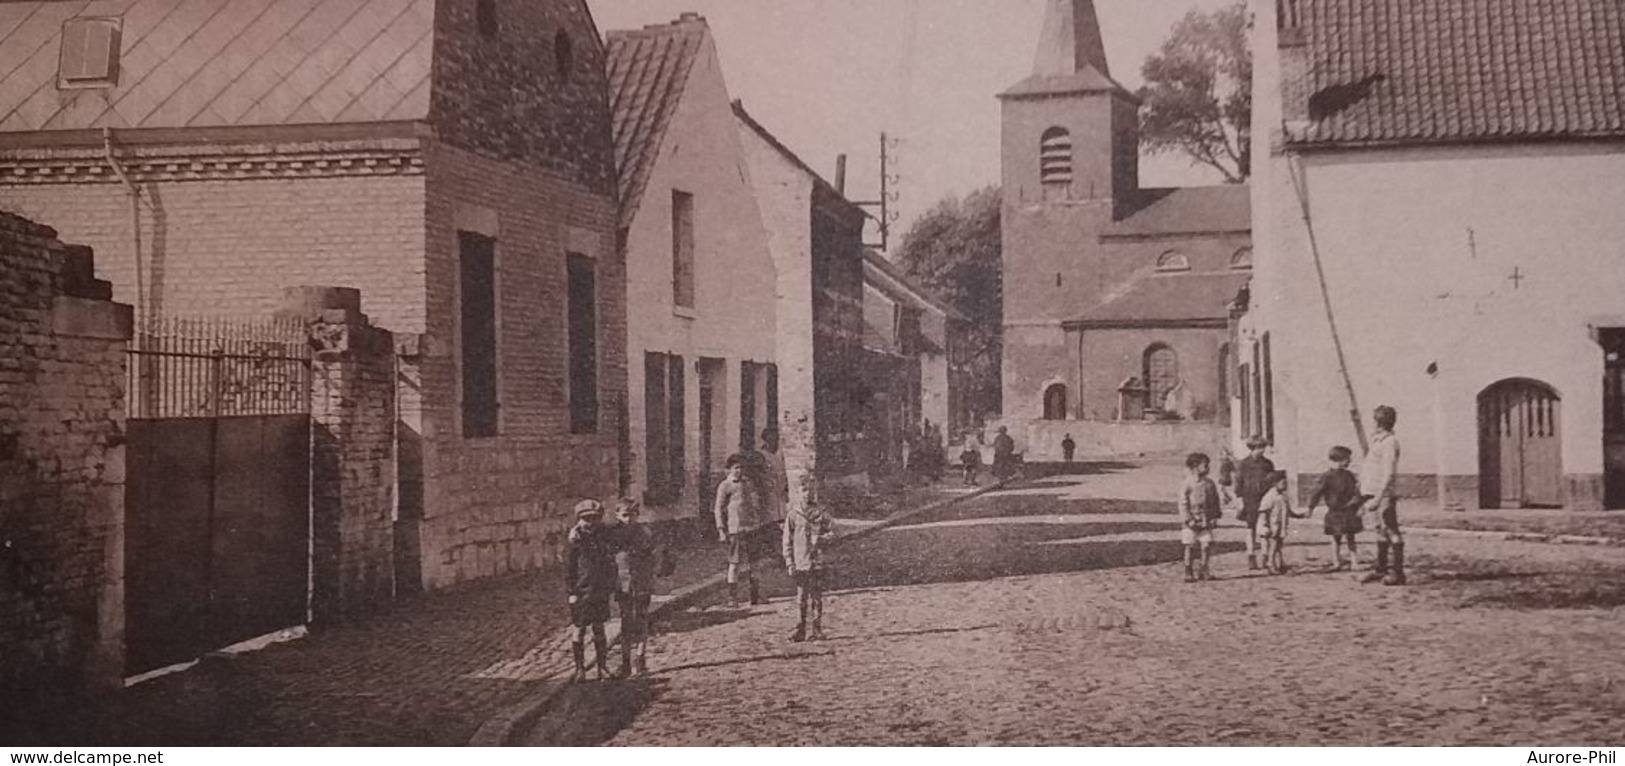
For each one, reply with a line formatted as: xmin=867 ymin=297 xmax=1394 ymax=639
xmin=526 ymin=463 xmax=1625 ymax=746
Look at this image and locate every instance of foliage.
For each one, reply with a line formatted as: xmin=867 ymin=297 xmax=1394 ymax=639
xmin=895 ymin=185 xmax=1002 ymax=426
xmin=1138 ymin=1 xmax=1252 ymax=183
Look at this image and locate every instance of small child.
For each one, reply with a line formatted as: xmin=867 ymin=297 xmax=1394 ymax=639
xmin=713 ymin=454 xmax=761 ymax=606
xmin=782 ymin=472 xmax=834 ymax=642
xmin=960 ymin=441 xmax=982 ymax=486
xmin=1177 ymin=452 xmax=1221 ymax=582
xmin=1257 ymin=471 xmax=1307 ymax=574
xmin=1308 ymin=446 xmax=1364 ymax=571
xmin=565 ymin=499 xmax=617 ymax=682
xmin=611 ymin=499 xmax=663 ymax=678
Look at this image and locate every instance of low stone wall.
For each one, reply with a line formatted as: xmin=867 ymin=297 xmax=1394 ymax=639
xmin=0 ymin=212 xmax=132 ymax=697
xmin=996 ymin=418 xmax=1230 ymax=462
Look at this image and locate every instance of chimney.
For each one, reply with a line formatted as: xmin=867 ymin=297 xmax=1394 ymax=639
xmin=835 ymin=154 xmax=847 ymax=196
xmin=1278 ymin=0 xmax=1311 ymax=128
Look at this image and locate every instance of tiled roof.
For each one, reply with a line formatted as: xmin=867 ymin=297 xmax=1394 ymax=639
xmin=0 ymin=0 xmax=434 ymax=134
xmin=1286 ymin=0 xmax=1625 ymax=146
xmin=605 ymin=15 xmax=705 ymax=226
xmin=1070 ymin=272 xmax=1250 ymax=327
xmin=998 ymin=67 xmax=1131 ymax=100
xmin=1103 ymin=186 xmax=1251 ymax=238
xmin=862 ymin=248 xmax=962 ymax=321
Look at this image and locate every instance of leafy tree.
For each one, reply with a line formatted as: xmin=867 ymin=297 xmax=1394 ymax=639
xmin=895 ymin=185 xmax=1002 ymax=427
xmin=1138 ymin=1 xmax=1252 ymax=183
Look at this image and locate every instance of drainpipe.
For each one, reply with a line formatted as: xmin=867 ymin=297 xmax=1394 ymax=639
xmin=102 ymin=127 xmax=144 ymax=330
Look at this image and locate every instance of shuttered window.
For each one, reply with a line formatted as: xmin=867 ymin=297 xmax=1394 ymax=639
xmin=459 ymin=232 xmax=499 ymax=438
xmin=568 ymin=253 xmax=598 ymax=434
xmin=1040 ymin=127 xmax=1073 ymax=185
xmin=643 ymin=352 xmax=685 ymax=504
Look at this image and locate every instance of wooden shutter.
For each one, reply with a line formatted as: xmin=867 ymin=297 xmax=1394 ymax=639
xmin=568 ymin=254 xmax=598 ymax=433
xmin=459 ymin=232 xmax=498 ymax=438
xmin=667 ymin=355 xmax=685 ymax=498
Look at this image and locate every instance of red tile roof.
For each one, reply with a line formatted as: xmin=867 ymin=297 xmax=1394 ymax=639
xmin=605 ymin=16 xmax=705 ymax=227
xmin=1068 ymin=272 xmax=1250 ymax=328
xmin=0 ymin=0 xmax=434 ymax=133
xmin=1104 ymin=186 xmax=1252 ymax=238
xmin=1286 ymin=0 xmax=1625 ymax=146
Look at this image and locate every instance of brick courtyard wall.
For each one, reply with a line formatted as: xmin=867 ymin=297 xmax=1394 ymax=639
xmin=0 ymin=212 xmax=133 ymax=697
xmin=280 ymin=287 xmax=398 ymax=620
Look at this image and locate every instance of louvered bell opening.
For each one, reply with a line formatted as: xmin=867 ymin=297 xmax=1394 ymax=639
xmin=1040 ymin=130 xmax=1073 ymax=186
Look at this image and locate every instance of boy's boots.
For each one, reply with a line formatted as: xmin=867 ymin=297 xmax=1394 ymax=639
xmin=789 ymin=621 xmax=806 ymax=642
xmin=1384 ymin=545 xmax=1407 ymax=586
xmin=748 ymin=576 xmax=761 ymax=606
xmin=570 ymin=643 xmax=587 ymax=683
xmin=808 ymin=614 xmax=825 ymax=642
xmin=726 ymin=581 xmax=739 ymax=608
xmin=1247 ymin=554 xmax=1259 ymax=571
xmin=1183 ymin=562 xmax=1196 ymax=583
xmin=1364 ymin=542 xmax=1390 ymax=583
xmin=593 ymin=633 xmax=610 ymax=681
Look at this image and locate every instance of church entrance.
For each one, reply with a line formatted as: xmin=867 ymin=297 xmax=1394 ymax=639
xmin=1478 ymin=379 xmax=1563 ymax=509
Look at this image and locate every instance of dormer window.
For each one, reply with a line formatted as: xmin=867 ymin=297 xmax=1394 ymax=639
xmin=1231 ymin=247 xmax=1254 ymax=270
xmin=1040 ymin=128 xmax=1073 ymax=187
xmin=58 ymin=17 xmax=121 ymax=90
xmin=1156 ymin=251 xmax=1192 ymax=273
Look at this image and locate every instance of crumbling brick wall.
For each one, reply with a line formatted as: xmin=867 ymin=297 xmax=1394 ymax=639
xmin=0 ymin=211 xmax=133 ymax=697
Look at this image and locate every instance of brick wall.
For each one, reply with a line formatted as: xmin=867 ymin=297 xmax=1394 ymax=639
xmin=414 ymin=140 xmax=622 ymax=589
xmin=0 ymin=212 xmax=133 ymax=697
xmin=431 ymin=0 xmax=616 ymax=197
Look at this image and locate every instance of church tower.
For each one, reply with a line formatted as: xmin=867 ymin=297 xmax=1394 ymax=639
xmin=999 ymin=0 xmax=1142 ymax=420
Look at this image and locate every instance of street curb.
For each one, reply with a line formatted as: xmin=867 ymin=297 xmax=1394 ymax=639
xmin=467 ymin=478 xmax=1015 ymax=746
xmin=1408 ymin=525 xmax=1625 ymax=547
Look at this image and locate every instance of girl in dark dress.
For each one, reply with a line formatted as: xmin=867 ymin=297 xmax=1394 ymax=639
xmin=1308 ymin=445 xmax=1364 ymax=571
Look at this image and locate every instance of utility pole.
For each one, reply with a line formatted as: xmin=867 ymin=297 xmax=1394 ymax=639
xmin=854 ymin=132 xmax=902 ymax=252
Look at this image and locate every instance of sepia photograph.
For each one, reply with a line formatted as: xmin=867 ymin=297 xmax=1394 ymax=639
xmin=1 ymin=0 xmax=1623 ymax=750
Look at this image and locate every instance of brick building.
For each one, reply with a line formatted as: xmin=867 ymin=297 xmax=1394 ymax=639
xmin=860 ymin=249 xmax=967 ymax=472
xmin=0 ymin=0 xmax=625 ymax=589
xmin=1245 ymin=0 xmax=1625 ymax=510
xmin=999 ymin=0 xmax=1251 ymax=460
xmin=732 ymin=102 xmax=869 ymax=491
xmin=606 ymin=15 xmax=779 ymax=523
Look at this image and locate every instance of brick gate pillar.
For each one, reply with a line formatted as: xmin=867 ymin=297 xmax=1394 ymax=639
xmin=278 ymin=286 xmax=396 ymax=622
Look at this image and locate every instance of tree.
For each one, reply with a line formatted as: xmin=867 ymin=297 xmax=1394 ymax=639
xmin=895 ymin=185 xmax=1002 ymax=427
xmin=1138 ymin=1 xmax=1252 ymax=183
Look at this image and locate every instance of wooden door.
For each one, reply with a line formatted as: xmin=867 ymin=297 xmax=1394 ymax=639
xmin=1603 ymin=330 xmax=1625 ymax=509
xmin=1479 ymin=380 xmax=1563 ymax=508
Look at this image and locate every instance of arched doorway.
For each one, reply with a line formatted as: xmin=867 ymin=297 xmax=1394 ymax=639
xmin=1043 ymin=384 xmax=1068 ymax=421
xmin=1478 ymin=379 xmax=1563 ymax=508
xmin=1143 ymin=344 xmax=1179 ymax=413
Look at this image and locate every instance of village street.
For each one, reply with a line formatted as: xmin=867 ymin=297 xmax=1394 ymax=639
xmin=524 ymin=462 xmax=1625 ymax=746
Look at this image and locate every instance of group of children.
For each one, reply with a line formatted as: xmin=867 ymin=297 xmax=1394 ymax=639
xmin=1179 ymin=406 xmax=1408 ymax=586
xmin=563 ymin=438 xmax=836 ymax=683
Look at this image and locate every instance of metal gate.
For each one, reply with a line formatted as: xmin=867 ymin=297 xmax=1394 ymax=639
xmin=124 ymin=318 xmax=312 ymax=676
xmin=1478 ymin=379 xmax=1563 ymax=509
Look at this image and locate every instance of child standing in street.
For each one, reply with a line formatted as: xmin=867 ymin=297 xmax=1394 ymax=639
xmin=713 ymin=454 xmax=761 ymax=606
xmin=782 ymin=471 xmax=834 ymax=642
xmin=960 ymin=440 xmax=982 ymax=486
xmin=612 ymin=499 xmax=662 ymax=678
xmin=1236 ymin=436 xmax=1277 ymax=571
xmin=1308 ymin=446 xmax=1364 ymax=571
xmin=1257 ymin=471 xmax=1305 ymax=574
xmin=1177 ymin=452 xmax=1221 ymax=582
xmin=565 ymin=499 xmax=617 ymax=683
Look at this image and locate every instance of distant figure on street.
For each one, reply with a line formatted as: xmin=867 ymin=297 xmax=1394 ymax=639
xmin=1257 ymin=470 xmax=1305 ymax=574
xmin=992 ymin=426 xmax=1017 ymax=480
xmin=1309 ymin=445 xmax=1364 ymax=571
xmin=1235 ymin=435 xmax=1277 ymax=571
xmin=959 ymin=440 xmax=982 ymax=486
xmin=782 ymin=471 xmax=834 ymax=642
xmin=759 ymin=427 xmax=790 ymax=562
xmin=1061 ymin=433 xmax=1076 ymax=463
xmin=714 ymin=454 xmax=762 ymax=606
xmin=1177 ymin=452 xmax=1221 ymax=582
xmin=611 ymin=499 xmax=662 ymax=678
xmin=1360 ymin=406 xmax=1406 ymax=586
xmin=565 ymin=499 xmax=617 ymax=683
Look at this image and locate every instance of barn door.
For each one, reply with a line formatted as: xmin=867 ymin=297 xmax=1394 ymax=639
xmin=1479 ymin=380 xmax=1563 ymax=508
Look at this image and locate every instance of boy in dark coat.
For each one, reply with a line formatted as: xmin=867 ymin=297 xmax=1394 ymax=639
xmin=612 ymin=499 xmax=662 ymax=678
xmin=1308 ymin=445 xmax=1364 ymax=571
xmin=565 ymin=499 xmax=617 ymax=683
xmin=1235 ymin=435 xmax=1277 ymax=571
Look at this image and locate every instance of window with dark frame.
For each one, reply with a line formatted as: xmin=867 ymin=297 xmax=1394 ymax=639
xmin=1262 ymin=333 xmax=1276 ymax=444
xmin=643 ymin=352 xmax=685 ymax=505
xmin=58 ymin=17 xmax=122 ymax=89
xmin=459 ymin=231 xmax=499 ymax=438
xmin=672 ymin=190 xmax=696 ymax=309
xmin=554 ymin=30 xmax=573 ymax=79
xmin=568 ymin=253 xmax=599 ymax=434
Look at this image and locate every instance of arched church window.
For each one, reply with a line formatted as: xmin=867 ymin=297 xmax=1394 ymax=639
xmin=1040 ymin=128 xmax=1073 ymax=187
xmin=1043 ymin=384 xmax=1068 ymax=421
xmin=1231 ymin=247 xmax=1253 ymax=270
xmin=1144 ymin=344 xmax=1179 ymax=411
xmin=1156 ymin=251 xmax=1192 ymax=273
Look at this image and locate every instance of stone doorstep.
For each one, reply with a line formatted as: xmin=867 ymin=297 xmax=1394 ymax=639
xmin=467 ymin=478 xmax=1014 ymax=747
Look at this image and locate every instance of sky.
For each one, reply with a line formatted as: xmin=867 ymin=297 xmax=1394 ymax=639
xmin=588 ymin=0 xmax=1240 ymax=245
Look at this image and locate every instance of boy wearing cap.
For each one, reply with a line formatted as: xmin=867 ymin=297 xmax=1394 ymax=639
xmin=1257 ymin=471 xmax=1305 ymax=574
xmin=1177 ymin=452 xmax=1221 ymax=582
xmin=565 ymin=499 xmax=617 ymax=682
xmin=1235 ymin=435 xmax=1277 ymax=571
xmin=1360 ymin=406 xmax=1406 ymax=586
xmin=782 ymin=471 xmax=834 ymax=642
xmin=713 ymin=454 xmax=762 ymax=606
xmin=612 ymin=499 xmax=661 ymax=678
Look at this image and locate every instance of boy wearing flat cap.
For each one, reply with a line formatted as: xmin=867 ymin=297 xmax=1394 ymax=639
xmin=1235 ymin=435 xmax=1277 ymax=571
xmin=565 ymin=499 xmax=617 ymax=682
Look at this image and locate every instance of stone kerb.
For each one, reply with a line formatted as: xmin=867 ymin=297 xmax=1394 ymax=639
xmin=277 ymin=286 xmax=397 ymax=621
